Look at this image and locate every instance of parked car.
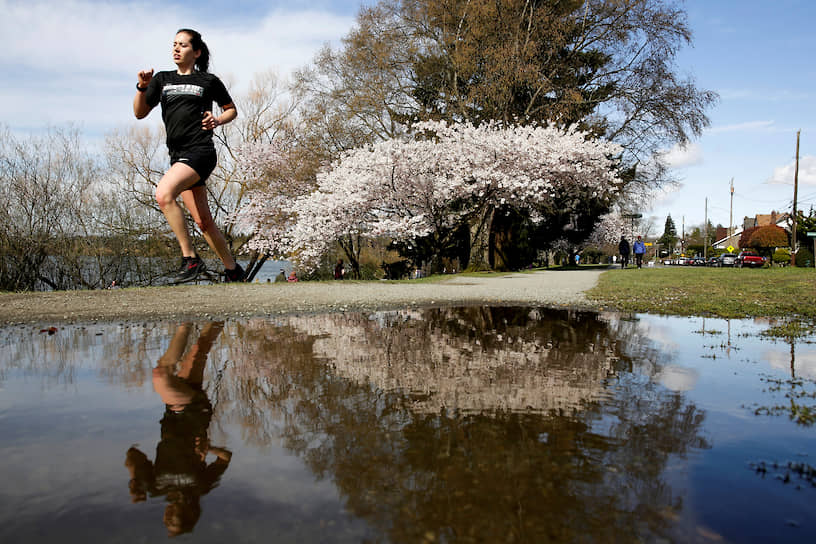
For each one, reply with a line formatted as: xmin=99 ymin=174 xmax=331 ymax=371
xmin=706 ymin=256 xmax=721 ymax=267
xmin=691 ymin=257 xmax=706 ymax=266
xmin=719 ymin=253 xmax=738 ymax=267
xmin=736 ymin=251 xmax=765 ymax=268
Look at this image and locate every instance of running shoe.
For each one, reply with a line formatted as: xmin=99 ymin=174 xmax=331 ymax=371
xmin=173 ymin=256 xmax=206 ymax=283
xmin=224 ymin=263 xmax=245 ymax=283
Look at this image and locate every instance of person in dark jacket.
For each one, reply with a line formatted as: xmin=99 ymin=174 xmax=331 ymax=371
xmin=618 ymin=236 xmax=631 ymax=269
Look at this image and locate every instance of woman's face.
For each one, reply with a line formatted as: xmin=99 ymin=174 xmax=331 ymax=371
xmin=172 ymin=32 xmax=200 ymax=69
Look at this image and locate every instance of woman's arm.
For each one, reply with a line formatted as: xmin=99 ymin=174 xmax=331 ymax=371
xmin=133 ymin=69 xmax=154 ymax=119
xmin=202 ymin=103 xmax=237 ymax=131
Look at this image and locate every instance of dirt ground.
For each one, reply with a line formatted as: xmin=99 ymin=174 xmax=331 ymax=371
xmin=0 ymin=269 xmax=606 ymax=326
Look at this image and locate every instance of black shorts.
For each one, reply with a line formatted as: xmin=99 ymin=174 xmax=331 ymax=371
xmin=169 ymin=147 xmax=218 ymax=187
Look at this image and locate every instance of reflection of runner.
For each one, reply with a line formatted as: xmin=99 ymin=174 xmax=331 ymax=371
xmin=125 ymin=322 xmax=231 ymax=537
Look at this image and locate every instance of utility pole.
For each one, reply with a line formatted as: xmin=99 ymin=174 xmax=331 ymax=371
xmin=704 ymin=197 xmax=708 ymax=260
xmin=792 ymin=131 xmax=800 ymax=266
xmin=729 ymin=178 xmax=734 ymax=243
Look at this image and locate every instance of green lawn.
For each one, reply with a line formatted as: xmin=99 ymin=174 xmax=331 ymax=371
xmin=586 ymin=266 xmax=816 ymax=320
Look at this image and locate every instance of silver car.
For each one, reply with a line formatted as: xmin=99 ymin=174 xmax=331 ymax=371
xmin=719 ymin=253 xmax=737 ymax=267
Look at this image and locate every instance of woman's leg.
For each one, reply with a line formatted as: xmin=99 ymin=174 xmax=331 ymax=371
xmin=176 ymin=322 xmax=224 ymax=386
xmin=157 ymin=323 xmax=192 ymax=368
xmin=181 ymin=185 xmax=237 ymax=270
xmin=155 ymin=163 xmax=202 ymax=257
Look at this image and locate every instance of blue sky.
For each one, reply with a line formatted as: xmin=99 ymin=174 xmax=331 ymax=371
xmin=1 ymin=0 xmax=814 ymax=235
xmin=655 ymin=1 xmax=816 ymax=234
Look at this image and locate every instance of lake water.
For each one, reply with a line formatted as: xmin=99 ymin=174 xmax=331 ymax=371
xmin=1 ymin=307 xmax=814 ymax=542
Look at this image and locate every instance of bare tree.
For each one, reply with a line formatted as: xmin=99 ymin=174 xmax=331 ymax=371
xmin=0 ymin=126 xmax=94 ymax=290
xmin=0 ymin=126 xmax=172 ymax=290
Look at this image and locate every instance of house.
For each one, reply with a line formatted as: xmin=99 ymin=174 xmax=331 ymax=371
xmin=743 ymin=211 xmax=790 ymax=230
xmin=713 ymin=211 xmax=790 ymax=250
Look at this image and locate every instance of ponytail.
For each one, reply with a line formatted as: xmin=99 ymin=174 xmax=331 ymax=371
xmin=177 ymin=28 xmax=210 ymax=73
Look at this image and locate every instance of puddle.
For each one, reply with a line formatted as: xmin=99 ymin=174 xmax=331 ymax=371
xmin=1 ymin=307 xmax=815 ymax=542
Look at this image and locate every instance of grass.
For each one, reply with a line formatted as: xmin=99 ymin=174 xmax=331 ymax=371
xmin=586 ymin=266 xmax=816 ymax=320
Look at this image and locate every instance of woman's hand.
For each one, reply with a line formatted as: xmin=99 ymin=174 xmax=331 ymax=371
xmin=137 ymin=69 xmax=154 ymax=88
xmin=202 ymin=111 xmax=219 ymax=131
xmin=134 ymin=69 xmax=155 ymax=118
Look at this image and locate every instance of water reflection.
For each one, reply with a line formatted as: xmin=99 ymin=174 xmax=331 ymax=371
xmin=213 ymin=308 xmax=710 ymax=542
xmin=125 ymin=322 xmax=232 ymax=536
xmin=0 ymin=308 xmax=814 ymax=542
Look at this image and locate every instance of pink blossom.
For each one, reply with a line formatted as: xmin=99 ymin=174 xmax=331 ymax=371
xmin=237 ymin=121 xmax=624 ymax=270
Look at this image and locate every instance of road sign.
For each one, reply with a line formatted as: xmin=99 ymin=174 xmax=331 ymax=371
xmin=808 ymin=232 xmax=816 ymax=237
xmin=727 ymin=245 xmax=735 ymax=253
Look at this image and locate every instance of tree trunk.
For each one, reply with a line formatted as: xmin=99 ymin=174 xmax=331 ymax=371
xmin=467 ymin=207 xmax=494 ymax=271
xmin=244 ymin=252 xmax=269 ymax=283
xmin=339 ymin=234 xmax=362 ymax=279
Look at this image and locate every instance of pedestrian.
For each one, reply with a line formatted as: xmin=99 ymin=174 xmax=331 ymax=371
xmin=334 ymin=258 xmax=345 ymax=280
xmin=633 ymin=235 xmax=646 ymax=268
xmin=133 ymin=29 xmax=245 ymax=284
xmin=618 ymin=236 xmax=630 ymax=269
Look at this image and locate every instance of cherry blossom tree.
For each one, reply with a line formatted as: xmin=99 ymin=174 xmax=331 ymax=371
xmin=587 ymin=213 xmax=627 ymax=248
xmin=230 ymin=139 xmax=305 ymax=258
xmin=235 ymin=120 xmax=623 ymax=273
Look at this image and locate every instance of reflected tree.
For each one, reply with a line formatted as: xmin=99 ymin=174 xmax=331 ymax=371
xmin=220 ymin=307 xmax=710 ymax=542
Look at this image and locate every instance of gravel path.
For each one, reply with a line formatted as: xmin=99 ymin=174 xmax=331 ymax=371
xmin=0 ymin=269 xmax=606 ymax=326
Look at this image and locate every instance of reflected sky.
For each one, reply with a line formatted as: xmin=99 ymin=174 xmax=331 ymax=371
xmin=1 ymin=308 xmax=815 ymax=543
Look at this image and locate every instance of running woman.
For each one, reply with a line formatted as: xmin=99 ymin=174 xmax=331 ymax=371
xmin=133 ymin=28 xmax=244 ymax=283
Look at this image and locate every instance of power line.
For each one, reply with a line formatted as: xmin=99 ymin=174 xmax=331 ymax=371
xmin=733 ymin=193 xmax=792 ymax=205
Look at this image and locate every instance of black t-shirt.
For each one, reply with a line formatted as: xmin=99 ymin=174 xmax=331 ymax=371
xmin=145 ymin=71 xmax=233 ymax=152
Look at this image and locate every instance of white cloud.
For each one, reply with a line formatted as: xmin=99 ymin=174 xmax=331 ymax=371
xmin=764 ymin=347 xmax=816 ymax=380
xmin=707 ymin=120 xmax=775 ymax=134
xmin=660 ymin=142 xmax=703 ymax=168
xmin=718 ymin=89 xmax=816 ymax=103
xmin=655 ymin=365 xmax=699 ymax=392
xmin=0 ymin=0 xmax=355 ymax=135
xmin=767 ymin=155 xmax=816 ymax=186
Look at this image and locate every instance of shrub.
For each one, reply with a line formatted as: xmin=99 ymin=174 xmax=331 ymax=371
xmin=582 ymin=247 xmax=604 ymax=264
xmin=749 ymin=225 xmax=789 ymax=260
xmin=772 ymin=248 xmax=791 ymax=266
xmin=795 ymin=248 xmax=814 ymax=267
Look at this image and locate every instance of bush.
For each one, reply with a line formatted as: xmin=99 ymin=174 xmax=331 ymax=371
xmin=359 ymin=261 xmax=384 ymax=280
xmin=749 ymin=225 xmax=788 ymax=249
xmin=772 ymin=248 xmax=791 ymax=266
xmin=582 ymin=247 xmax=604 ymax=264
xmin=795 ymin=248 xmax=814 ymax=267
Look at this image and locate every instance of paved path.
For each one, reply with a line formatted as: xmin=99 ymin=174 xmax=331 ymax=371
xmin=0 ymin=269 xmax=606 ymax=325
